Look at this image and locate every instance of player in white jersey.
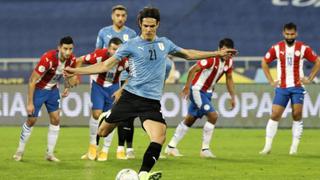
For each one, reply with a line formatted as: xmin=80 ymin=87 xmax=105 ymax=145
xmin=64 ymin=7 xmax=236 ymax=180
xmin=260 ymin=23 xmax=320 ymax=155
xmin=165 ymin=38 xmax=236 ymax=158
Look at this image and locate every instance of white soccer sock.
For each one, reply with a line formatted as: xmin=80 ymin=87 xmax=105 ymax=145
xmin=89 ymin=116 xmax=99 ymax=145
xmin=168 ymin=121 xmax=189 ymax=148
xmin=127 ymin=148 xmax=134 ymax=152
xmin=291 ymin=120 xmax=303 ymax=151
xmin=17 ymin=122 xmax=33 ymax=152
xmin=47 ymin=124 xmax=60 ymax=156
xmin=202 ymin=121 xmax=215 ymax=150
xmin=264 ymin=119 xmax=279 ymax=150
xmin=102 ymin=130 xmax=115 ymax=152
xmin=117 ymin=146 xmax=125 ymax=152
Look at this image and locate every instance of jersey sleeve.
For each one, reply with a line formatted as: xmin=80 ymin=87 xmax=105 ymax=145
xmin=263 ymin=46 xmax=277 ymax=63
xmin=303 ymin=46 xmax=318 ymax=63
xmin=226 ymin=59 xmax=233 ymax=74
xmin=95 ymin=30 xmax=104 ymax=49
xmin=34 ymin=54 xmax=51 ymax=76
xmin=196 ymin=58 xmax=214 ymax=69
xmin=166 ymin=38 xmax=182 ymax=55
xmin=70 ymin=56 xmax=77 ymax=68
xmin=114 ymin=42 xmax=131 ymax=61
xmin=82 ymin=49 xmax=108 ymax=64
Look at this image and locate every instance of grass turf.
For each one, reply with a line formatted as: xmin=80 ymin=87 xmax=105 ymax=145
xmin=0 ymin=127 xmax=319 ymax=180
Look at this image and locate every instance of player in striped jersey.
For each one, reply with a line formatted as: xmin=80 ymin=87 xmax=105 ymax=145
xmin=13 ymin=36 xmax=77 ymax=162
xmin=165 ymin=38 xmax=236 ymax=158
xmin=260 ymin=22 xmax=320 ymax=155
xmin=76 ymin=37 xmax=128 ymax=161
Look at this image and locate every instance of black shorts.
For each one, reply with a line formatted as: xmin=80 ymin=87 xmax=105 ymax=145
xmin=105 ymin=90 xmax=166 ymax=125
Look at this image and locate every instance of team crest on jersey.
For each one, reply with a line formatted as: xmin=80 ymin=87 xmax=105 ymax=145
xmin=85 ymin=54 xmax=91 ymax=61
xmin=123 ymin=34 xmax=129 ymax=41
xmin=38 ymin=65 xmax=46 ymax=73
xmin=295 ymin=50 xmax=301 ymax=57
xmin=200 ymin=59 xmax=207 ymax=66
xmin=158 ymin=42 xmax=165 ymax=51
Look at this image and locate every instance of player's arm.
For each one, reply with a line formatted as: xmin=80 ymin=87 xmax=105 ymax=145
xmin=112 ymin=79 xmax=128 ymax=103
xmin=64 ymin=56 xmax=119 ymax=76
xmin=225 ymin=71 xmax=236 ymax=109
xmin=172 ymin=48 xmax=236 ymax=60
xmin=180 ymin=64 xmax=201 ymax=99
xmin=27 ymin=71 xmax=41 ymax=115
xmin=302 ymin=57 xmax=320 ymax=84
xmin=261 ymin=59 xmax=277 ymax=87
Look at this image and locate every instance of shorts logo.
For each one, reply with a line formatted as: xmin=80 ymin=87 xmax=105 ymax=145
xmin=158 ymin=43 xmax=165 ymax=51
xmin=38 ymin=65 xmax=46 ymax=73
xmin=295 ymin=50 xmax=301 ymax=57
xmin=203 ymin=104 xmax=210 ymax=111
xmin=123 ymin=34 xmax=129 ymax=41
xmin=200 ymin=59 xmax=207 ymax=66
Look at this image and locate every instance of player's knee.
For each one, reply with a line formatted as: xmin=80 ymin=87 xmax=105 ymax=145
xmin=92 ymin=112 xmax=100 ymax=120
xmin=184 ymin=115 xmax=196 ymax=127
xmin=292 ymin=111 xmax=302 ymax=121
xmin=26 ymin=118 xmax=37 ymax=127
xmin=271 ymin=112 xmax=282 ymax=121
xmin=207 ymin=112 xmax=218 ymax=124
xmin=97 ymin=128 xmax=107 ymax=137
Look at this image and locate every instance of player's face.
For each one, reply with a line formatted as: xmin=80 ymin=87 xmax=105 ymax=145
xmin=108 ymin=43 xmax=120 ymax=56
xmin=220 ymin=45 xmax=233 ymax=60
xmin=140 ymin=18 xmax=159 ymax=41
xmin=112 ymin=10 xmax=127 ymax=28
xmin=58 ymin=44 xmax=73 ymax=60
xmin=283 ymin=28 xmax=297 ymax=45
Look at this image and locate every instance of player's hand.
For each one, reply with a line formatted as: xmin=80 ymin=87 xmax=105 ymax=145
xmin=61 ymin=88 xmax=70 ymax=98
xmin=63 ymin=67 xmax=76 ymax=77
xmin=112 ymin=88 xmax=123 ymax=104
xmin=229 ymin=96 xmax=236 ymax=110
xmin=270 ymin=80 xmax=279 ymax=87
xmin=218 ymin=48 xmax=238 ymax=58
xmin=66 ymin=76 xmax=79 ymax=88
xmin=301 ymin=76 xmax=312 ymax=84
xmin=180 ymin=86 xmax=190 ymax=99
xmin=27 ymin=103 xmax=35 ymax=116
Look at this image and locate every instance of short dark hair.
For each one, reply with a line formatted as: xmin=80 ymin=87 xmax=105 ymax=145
xmin=59 ymin=36 xmax=73 ymax=46
xmin=283 ymin=22 xmax=297 ymax=31
xmin=219 ymin=38 xmax=234 ymax=49
xmin=138 ymin=7 xmax=160 ymax=24
xmin=112 ymin=5 xmax=127 ymax=13
xmin=108 ymin=37 xmax=123 ymax=46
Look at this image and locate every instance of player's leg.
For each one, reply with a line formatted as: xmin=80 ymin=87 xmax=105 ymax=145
xmin=260 ymin=88 xmax=289 ymax=154
xmin=45 ymin=88 xmax=62 ymax=162
xmin=13 ymin=88 xmax=45 ymax=161
xmin=289 ymin=87 xmax=305 ymax=155
xmin=165 ymin=114 xmax=196 ymax=157
xmin=201 ymin=111 xmax=218 ymax=158
xmin=139 ymin=120 xmax=165 ymax=180
xmin=117 ymin=121 xmax=127 ymax=159
xmin=124 ymin=118 xmax=135 ymax=159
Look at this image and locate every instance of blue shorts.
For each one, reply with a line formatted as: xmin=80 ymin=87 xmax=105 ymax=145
xmin=188 ymin=88 xmax=215 ymax=119
xmin=31 ymin=88 xmax=60 ymax=117
xmin=273 ymin=87 xmax=306 ymax=107
xmin=91 ymin=81 xmax=119 ymax=111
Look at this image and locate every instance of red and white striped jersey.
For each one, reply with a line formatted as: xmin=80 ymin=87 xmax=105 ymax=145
xmin=192 ymin=57 xmax=233 ymax=92
xmin=264 ymin=41 xmax=318 ymax=88
xmin=82 ymin=48 xmax=129 ymax=87
xmin=34 ymin=50 xmax=76 ymax=90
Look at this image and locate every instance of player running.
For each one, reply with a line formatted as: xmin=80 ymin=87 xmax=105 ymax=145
xmin=165 ymin=38 xmax=236 ymax=158
xmin=259 ymin=22 xmax=320 ymax=155
xmin=13 ymin=36 xmax=77 ymax=162
xmin=64 ymin=7 xmax=236 ymax=180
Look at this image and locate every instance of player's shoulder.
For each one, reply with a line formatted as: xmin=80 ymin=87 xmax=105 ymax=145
xmin=123 ymin=26 xmax=136 ymax=34
xmin=42 ymin=49 xmax=57 ymax=59
xmin=98 ymin=26 xmax=113 ymax=34
xmin=296 ymin=40 xmax=311 ymax=48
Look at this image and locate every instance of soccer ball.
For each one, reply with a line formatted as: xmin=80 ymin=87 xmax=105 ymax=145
xmin=115 ymin=168 xmax=139 ymax=180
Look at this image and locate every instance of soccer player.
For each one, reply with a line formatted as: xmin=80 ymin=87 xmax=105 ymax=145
xmin=64 ymin=7 xmax=236 ymax=180
xmin=259 ymin=22 xmax=320 ymax=155
xmin=95 ymin=4 xmax=137 ymax=160
xmin=78 ymin=37 xmax=128 ymax=161
xmin=165 ymin=38 xmax=236 ymax=158
xmin=13 ymin=36 xmax=77 ymax=162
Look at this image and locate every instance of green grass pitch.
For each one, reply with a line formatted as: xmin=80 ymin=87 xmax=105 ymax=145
xmin=0 ymin=126 xmax=319 ymax=180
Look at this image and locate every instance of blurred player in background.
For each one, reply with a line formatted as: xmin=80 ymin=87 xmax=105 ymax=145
xmin=13 ymin=36 xmax=77 ymax=162
xmin=78 ymin=37 xmax=128 ymax=161
xmin=260 ymin=22 xmax=320 ymax=155
xmin=165 ymin=38 xmax=236 ymax=158
xmin=95 ymin=4 xmax=137 ymax=160
xmin=64 ymin=7 xmax=236 ymax=180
